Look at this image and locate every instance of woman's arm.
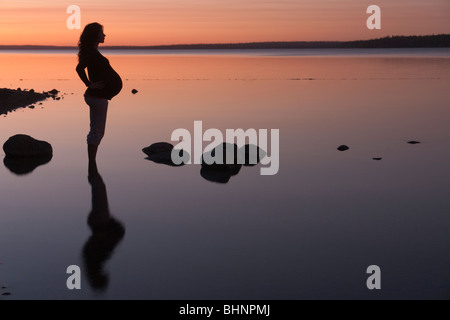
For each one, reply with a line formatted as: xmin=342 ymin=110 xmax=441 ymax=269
xmin=76 ymin=63 xmax=91 ymax=87
xmin=76 ymin=63 xmax=105 ymax=89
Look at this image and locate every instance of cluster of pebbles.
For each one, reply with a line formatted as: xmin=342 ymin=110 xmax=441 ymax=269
xmin=337 ymin=140 xmax=421 ymax=160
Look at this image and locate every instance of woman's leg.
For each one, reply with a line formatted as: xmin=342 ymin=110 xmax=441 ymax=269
xmin=84 ymin=95 xmax=109 ymax=168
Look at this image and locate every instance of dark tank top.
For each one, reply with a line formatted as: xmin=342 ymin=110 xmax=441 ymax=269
xmin=80 ymin=49 xmax=122 ymax=100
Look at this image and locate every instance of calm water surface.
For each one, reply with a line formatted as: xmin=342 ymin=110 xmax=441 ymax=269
xmin=0 ymin=49 xmax=450 ymax=299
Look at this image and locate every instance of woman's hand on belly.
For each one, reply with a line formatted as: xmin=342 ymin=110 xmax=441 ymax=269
xmin=89 ymin=81 xmax=106 ymax=89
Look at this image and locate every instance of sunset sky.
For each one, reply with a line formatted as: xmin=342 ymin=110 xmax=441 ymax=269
xmin=0 ymin=0 xmax=449 ymax=46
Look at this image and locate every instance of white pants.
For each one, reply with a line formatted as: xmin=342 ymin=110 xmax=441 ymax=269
xmin=84 ymin=94 xmax=109 ymax=146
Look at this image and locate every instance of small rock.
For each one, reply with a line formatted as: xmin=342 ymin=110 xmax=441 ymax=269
xmin=29 ymin=105 xmax=35 ymax=109
xmin=29 ymin=89 xmax=34 ymax=93
xmin=337 ymin=145 xmax=349 ymax=151
xmin=142 ymin=142 xmax=173 ymax=156
xmin=407 ymin=141 xmax=420 ymax=144
xmin=55 ymin=97 xmax=61 ymax=100
xmin=48 ymin=89 xmax=59 ymax=95
xmin=372 ymin=158 xmax=382 ymax=160
xmin=143 ymin=142 xmax=188 ymax=166
xmin=131 ymin=89 xmax=138 ymax=94
xmin=2 ymin=292 xmax=11 ymax=296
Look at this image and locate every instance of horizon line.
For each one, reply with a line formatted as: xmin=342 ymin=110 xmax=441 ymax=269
xmin=1 ymin=34 xmax=449 ymax=49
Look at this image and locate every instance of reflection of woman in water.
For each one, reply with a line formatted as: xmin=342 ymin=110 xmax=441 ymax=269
xmin=76 ymin=23 xmax=122 ymax=173
xmin=82 ymin=161 xmax=125 ymax=291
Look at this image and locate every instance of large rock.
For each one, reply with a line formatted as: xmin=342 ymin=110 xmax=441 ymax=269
xmin=3 ymin=134 xmax=53 ymax=157
xmin=200 ymin=143 xmax=242 ymax=183
xmin=239 ymin=144 xmax=266 ymax=166
xmin=201 ymin=143 xmax=266 ymax=167
xmin=201 ymin=143 xmax=241 ymax=167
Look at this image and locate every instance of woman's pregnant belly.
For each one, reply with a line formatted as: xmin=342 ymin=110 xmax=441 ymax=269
xmin=86 ymin=58 xmax=123 ymax=100
xmin=104 ymin=68 xmax=122 ymax=99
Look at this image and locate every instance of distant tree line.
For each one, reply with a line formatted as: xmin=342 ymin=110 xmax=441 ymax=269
xmin=104 ymin=35 xmax=450 ymax=49
xmin=339 ymin=34 xmax=450 ymax=48
xmin=1 ymin=34 xmax=449 ymax=50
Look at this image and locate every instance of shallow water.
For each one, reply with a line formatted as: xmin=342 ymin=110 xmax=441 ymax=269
xmin=0 ymin=49 xmax=450 ymax=299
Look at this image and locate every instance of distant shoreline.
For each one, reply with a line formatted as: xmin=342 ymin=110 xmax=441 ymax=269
xmin=0 ymin=34 xmax=449 ymax=50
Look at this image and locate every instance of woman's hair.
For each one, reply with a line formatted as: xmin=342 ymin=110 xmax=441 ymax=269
xmin=78 ymin=22 xmax=103 ymax=60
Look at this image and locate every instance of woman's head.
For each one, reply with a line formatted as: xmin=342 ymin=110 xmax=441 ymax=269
xmin=78 ymin=22 xmax=105 ymax=57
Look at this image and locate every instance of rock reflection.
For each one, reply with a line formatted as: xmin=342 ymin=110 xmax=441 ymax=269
xmin=3 ymin=155 xmax=52 ymax=175
xmin=200 ymin=143 xmax=265 ymax=183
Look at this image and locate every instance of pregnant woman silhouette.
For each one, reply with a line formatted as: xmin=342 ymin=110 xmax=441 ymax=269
xmin=76 ymin=23 xmax=122 ymax=175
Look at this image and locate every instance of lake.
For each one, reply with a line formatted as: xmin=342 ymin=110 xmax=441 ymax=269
xmin=1 ymin=48 xmax=450 ymax=299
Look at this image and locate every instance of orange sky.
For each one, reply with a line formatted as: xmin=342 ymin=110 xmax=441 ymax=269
xmin=0 ymin=0 xmax=449 ymax=46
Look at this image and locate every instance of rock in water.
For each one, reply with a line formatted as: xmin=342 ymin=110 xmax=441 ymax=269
xmin=337 ymin=145 xmax=349 ymax=151
xmin=142 ymin=142 xmax=188 ymax=166
xmin=142 ymin=142 xmax=173 ymax=155
xmin=201 ymin=143 xmax=241 ymax=167
xmin=239 ymin=144 xmax=267 ymax=166
xmin=200 ymin=143 xmax=242 ymax=183
xmin=3 ymin=134 xmax=52 ymax=157
xmin=407 ymin=141 xmax=420 ymax=144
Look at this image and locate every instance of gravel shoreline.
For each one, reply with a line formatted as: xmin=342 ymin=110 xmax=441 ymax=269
xmin=0 ymin=88 xmax=59 ymax=115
